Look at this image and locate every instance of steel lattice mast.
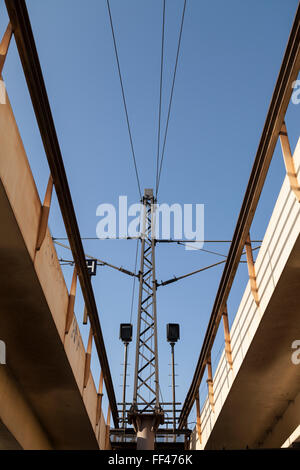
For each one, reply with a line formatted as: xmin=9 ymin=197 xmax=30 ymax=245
xmin=129 ymin=188 xmax=164 ymax=449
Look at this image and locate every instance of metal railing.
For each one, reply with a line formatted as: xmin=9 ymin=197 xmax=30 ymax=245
xmin=179 ymin=2 xmax=300 ymax=430
xmin=3 ymin=0 xmax=119 ymax=428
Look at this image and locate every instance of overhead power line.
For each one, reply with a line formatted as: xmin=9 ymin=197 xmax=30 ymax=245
xmin=52 ymin=236 xmax=263 ymax=243
xmin=106 ymin=0 xmax=142 ymax=199
xmin=176 ymin=241 xmax=228 ymax=257
xmin=157 ymin=260 xmax=226 ymax=287
xmin=156 ymin=0 xmax=187 ymax=197
xmin=54 ymin=240 xmax=261 ymax=289
xmin=155 ymin=0 xmax=166 ymax=194
xmin=155 ymin=239 xmax=262 ymax=244
xmin=176 ymin=241 xmax=262 ymax=257
xmin=157 ymin=246 xmax=261 ymax=287
xmin=54 ymin=240 xmax=138 ymax=278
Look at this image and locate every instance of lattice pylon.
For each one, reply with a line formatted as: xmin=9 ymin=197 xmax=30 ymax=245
xmin=131 ymin=188 xmax=162 ymax=415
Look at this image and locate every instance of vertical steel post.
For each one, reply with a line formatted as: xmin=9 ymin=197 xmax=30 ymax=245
xmin=171 ymin=343 xmax=176 ymax=432
xmin=151 ymin=202 xmax=160 ymax=409
xmin=132 ymin=200 xmax=146 ymax=407
xmin=122 ymin=342 xmax=129 ymax=429
xmin=129 ymin=189 xmax=164 ymax=449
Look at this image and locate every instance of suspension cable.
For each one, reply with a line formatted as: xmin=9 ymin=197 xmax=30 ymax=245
xmin=156 ymin=0 xmax=187 ymax=197
xmin=157 ymin=246 xmax=261 ymax=287
xmin=157 ymin=260 xmax=226 ymax=287
xmin=53 ymin=237 xmax=263 ymax=243
xmin=106 ymin=0 xmax=142 ymax=199
xmin=177 ymin=241 xmax=228 ymax=257
xmin=177 ymin=241 xmax=261 ymax=257
xmin=155 ymin=0 xmax=166 ymax=194
xmin=54 ymin=240 xmax=138 ymax=278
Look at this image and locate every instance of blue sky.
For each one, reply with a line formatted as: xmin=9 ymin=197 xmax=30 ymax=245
xmin=0 ymin=0 xmax=299 ymax=428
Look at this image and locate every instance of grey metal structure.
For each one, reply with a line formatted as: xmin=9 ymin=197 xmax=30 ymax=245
xmin=129 ymin=189 xmax=163 ymax=448
xmin=132 ymin=188 xmax=160 ymax=412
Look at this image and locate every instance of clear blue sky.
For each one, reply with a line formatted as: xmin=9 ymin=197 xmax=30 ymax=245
xmin=0 ymin=0 xmax=299 ymax=427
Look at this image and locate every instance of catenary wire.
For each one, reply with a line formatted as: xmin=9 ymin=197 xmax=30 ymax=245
xmin=156 ymin=0 xmax=187 ymax=197
xmin=54 ymin=240 xmax=138 ymax=278
xmin=106 ymin=0 xmax=142 ymax=199
xmin=157 ymin=246 xmax=261 ymax=287
xmin=52 ymin=237 xmax=263 ymax=243
xmin=155 ymin=0 xmax=166 ymax=194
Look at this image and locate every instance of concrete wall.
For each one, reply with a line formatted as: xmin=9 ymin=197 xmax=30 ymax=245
xmin=0 ymin=83 xmax=109 ymax=448
xmin=192 ymin=137 xmax=300 ymax=449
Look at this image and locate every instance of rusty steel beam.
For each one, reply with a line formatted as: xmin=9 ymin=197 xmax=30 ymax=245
xmin=179 ymin=2 xmax=300 ymax=428
xmin=5 ymin=0 xmax=119 ymax=428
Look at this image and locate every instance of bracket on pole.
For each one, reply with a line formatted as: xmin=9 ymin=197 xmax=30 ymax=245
xmin=222 ymin=304 xmax=233 ymax=370
xmin=279 ymin=122 xmax=300 ymax=202
xmin=0 ymin=22 xmax=12 ymax=75
xmin=245 ymin=233 xmax=260 ymax=306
